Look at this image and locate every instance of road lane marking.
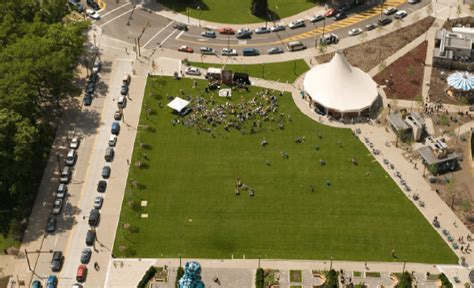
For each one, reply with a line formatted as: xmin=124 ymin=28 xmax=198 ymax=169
xmin=100 ymin=2 xmax=130 ymax=18
xmin=175 ymin=30 xmax=185 ymax=39
xmin=159 ymin=30 xmax=178 ymax=46
xmin=142 ymin=21 xmax=174 ymax=48
xmin=100 ymin=7 xmax=134 ymax=28
xmin=98 ymin=0 xmax=106 ymax=10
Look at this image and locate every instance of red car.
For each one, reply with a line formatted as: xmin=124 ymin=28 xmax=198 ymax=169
xmin=76 ymin=264 xmax=88 ymax=282
xmin=177 ymin=45 xmax=193 ymax=53
xmin=219 ymin=27 xmax=235 ymax=35
xmin=324 ymin=8 xmax=338 ymax=17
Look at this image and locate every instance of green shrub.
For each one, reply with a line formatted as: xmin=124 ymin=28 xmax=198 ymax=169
xmin=176 ymin=266 xmax=184 ymax=288
xmin=325 ymin=269 xmax=339 ymax=288
xmin=396 ymin=271 xmax=412 ymax=288
xmin=439 ymin=273 xmax=453 ymax=288
xmin=255 ymin=268 xmax=264 ymax=288
xmin=137 ymin=266 xmax=157 ymax=288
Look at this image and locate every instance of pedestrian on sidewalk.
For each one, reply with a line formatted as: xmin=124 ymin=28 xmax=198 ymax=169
xmin=461 ymin=246 xmax=464 ymax=252
xmin=466 ymin=243 xmax=470 ymax=251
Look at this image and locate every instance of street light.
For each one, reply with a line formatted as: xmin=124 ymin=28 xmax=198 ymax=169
xmin=197 ymin=6 xmax=201 ymax=27
xmin=330 ymin=256 xmax=333 ymax=270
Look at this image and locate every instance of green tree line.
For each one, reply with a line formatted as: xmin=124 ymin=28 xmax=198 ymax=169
xmin=0 ymin=0 xmax=88 ymax=248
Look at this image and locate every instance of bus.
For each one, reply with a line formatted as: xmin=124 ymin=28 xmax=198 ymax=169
xmin=287 ymin=41 xmax=306 ymax=52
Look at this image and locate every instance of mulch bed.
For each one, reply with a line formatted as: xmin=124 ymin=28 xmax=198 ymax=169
xmin=373 ymin=41 xmax=427 ymax=100
xmin=315 ymin=17 xmax=435 ymax=72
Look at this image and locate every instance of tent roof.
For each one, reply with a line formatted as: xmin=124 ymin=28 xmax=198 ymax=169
xmin=207 ymin=67 xmax=222 ymax=74
xmin=303 ymin=51 xmax=378 ymax=113
xmin=167 ymin=97 xmax=190 ymax=112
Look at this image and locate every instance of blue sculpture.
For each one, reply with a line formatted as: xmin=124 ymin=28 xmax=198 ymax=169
xmin=178 ymin=261 xmax=205 ymax=288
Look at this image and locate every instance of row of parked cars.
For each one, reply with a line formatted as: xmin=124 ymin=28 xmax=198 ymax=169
xmin=68 ymin=0 xmax=101 ymax=20
xmin=347 ymin=8 xmax=408 ymax=37
xmin=83 ymin=60 xmax=102 ymax=106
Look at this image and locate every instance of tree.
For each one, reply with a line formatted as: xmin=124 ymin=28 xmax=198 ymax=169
xmin=251 ymin=0 xmax=268 ymax=17
xmin=396 ymin=272 xmax=412 ymax=288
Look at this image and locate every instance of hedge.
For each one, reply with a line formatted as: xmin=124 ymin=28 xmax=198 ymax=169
xmin=255 ymin=268 xmax=264 ymax=288
xmin=396 ymin=271 xmax=412 ymax=288
xmin=325 ymin=269 xmax=339 ymax=288
xmin=439 ymin=273 xmax=453 ymax=288
xmin=137 ymin=266 xmax=157 ymax=288
xmin=175 ymin=266 xmax=184 ymax=288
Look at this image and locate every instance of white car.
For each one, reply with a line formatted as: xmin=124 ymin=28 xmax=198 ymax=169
xmin=108 ymin=135 xmax=117 ymax=147
xmin=200 ymin=47 xmax=216 ymax=55
xmin=348 ymin=28 xmax=363 ymax=36
xmin=309 ymin=15 xmax=325 ymax=22
xmin=289 ymin=19 xmax=305 ymax=29
xmin=221 ymin=48 xmax=238 ymax=56
xmin=92 ymin=60 xmax=101 ymax=73
xmin=185 ymin=67 xmax=201 ymax=76
xmin=270 ymin=25 xmax=286 ymax=32
xmin=383 ymin=7 xmax=397 ymax=15
xmin=86 ymin=9 xmax=100 ymax=20
xmin=255 ymin=27 xmax=270 ymax=34
xmin=69 ymin=136 xmax=80 ymax=149
xmin=52 ymin=199 xmax=63 ymax=215
xmin=394 ymin=10 xmax=408 ymax=19
xmin=94 ymin=196 xmax=103 ymax=209
xmin=237 ymin=27 xmax=252 ymax=34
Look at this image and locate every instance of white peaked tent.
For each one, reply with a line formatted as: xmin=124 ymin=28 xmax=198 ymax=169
xmin=303 ymin=51 xmax=378 ymax=116
xmin=167 ymin=97 xmax=190 ymax=113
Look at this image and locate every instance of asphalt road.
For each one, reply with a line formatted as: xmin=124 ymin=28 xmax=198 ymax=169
xmin=96 ymin=0 xmax=429 ymax=56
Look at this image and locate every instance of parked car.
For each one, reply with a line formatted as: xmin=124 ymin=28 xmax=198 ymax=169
xmin=365 ymin=23 xmax=378 ymax=30
xmin=76 ymin=265 xmax=88 ymax=283
xmin=72 ymin=284 xmax=83 ymax=288
xmin=50 ymin=251 xmax=64 ymax=272
xmin=378 ymin=17 xmax=392 ymax=26
xmin=85 ymin=230 xmax=96 ymax=246
xmin=56 ymin=184 xmax=67 ymax=199
xmin=105 ymin=147 xmax=114 ymax=162
xmin=83 ymin=94 xmax=92 ymax=106
xmin=46 ymin=275 xmax=57 ymax=288
xmin=348 ymin=28 xmax=363 ymax=36
xmin=383 ymin=7 xmax=397 ymax=15
xmin=89 ymin=72 xmax=99 ymax=83
xmin=102 ymin=165 xmax=111 ymax=179
xmin=70 ymin=137 xmax=80 ymax=149
xmin=324 ymin=8 xmax=338 ymax=17
xmin=334 ymin=12 xmax=347 ymax=20
xmin=94 ymin=196 xmax=104 ymax=209
xmin=52 ymin=199 xmax=63 ymax=215
xmin=267 ymin=47 xmax=284 ymax=54
xmin=85 ymin=82 xmax=95 ymax=94
xmin=65 ymin=149 xmax=77 ymax=166
xmin=46 ymin=216 xmax=56 ymax=233
xmin=310 ymin=15 xmax=325 ymax=22
xmin=270 ymin=25 xmax=285 ymax=32
xmin=173 ymin=23 xmax=188 ymax=31
xmin=108 ymin=135 xmax=117 ymax=147
xmin=320 ymin=33 xmax=339 ymax=45
xmin=88 ymin=209 xmax=100 ymax=226
xmin=120 ymin=84 xmax=128 ymax=95
xmin=339 ymin=3 xmax=351 ymax=11
xmin=185 ymin=67 xmax=201 ymax=76
xmin=218 ymin=27 xmax=235 ymax=34
xmin=111 ymin=122 xmax=120 ymax=135
xmin=86 ymin=0 xmax=100 ymax=10
xmin=200 ymin=46 xmax=216 ymax=55
xmin=243 ymin=48 xmax=259 ymax=56
xmin=118 ymin=95 xmax=126 ymax=108
xmin=113 ymin=110 xmax=122 ymax=120
xmin=408 ymin=0 xmax=420 ymax=4
xmin=201 ymin=30 xmax=216 ymax=38
xmin=97 ymin=180 xmax=107 ymax=192
xmin=178 ymin=45 xmax=193 ymax=53
xmin=122 ymin=74 xmax=131 ymax=85
xmin=289 ymin=19 xmax=305 ymax=29
xmin=80 ymin=248 xmax=92 ymax=264
xmin=92 ymin=60 xmax=101 ymax=73
xmin=394 ymin=10 xmax=407 ymax=19
xmin=68 ymin=0 xmax=83 ymax=12
xmin=221 ymin=48 xmax=238 ymax=56
xmin=31 ymin=280 xmax=42 ymax=288
xmin=236 ymin=30 xmax=252 ymax=39
xmin=86 ymin=9 xmax=100 ymax=20
xmin=255 ymin=26 xmax=270 ymax=34
xmin=59 ymin=166 xmax=71 ymax=184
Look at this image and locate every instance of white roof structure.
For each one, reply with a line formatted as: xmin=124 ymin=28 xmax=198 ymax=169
xmin=303 ymin=51 xmax=378 ymax=113
xmin=167 ymin=97 xmax=190 ymax=113
xmin=207 ymin=67 xmax=222 ymax=75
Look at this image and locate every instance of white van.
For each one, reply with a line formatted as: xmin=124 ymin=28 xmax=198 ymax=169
xmin=65 ymin=149 xmax=76 ymax=166
xmin=287 ymin=41 xmax=306 ymax=52
xmin=118 ymin=96 xmax=126 ymax=108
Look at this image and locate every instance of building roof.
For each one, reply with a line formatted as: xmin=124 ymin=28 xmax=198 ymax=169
xmin=418 ymin=146 xmax=458 ymax=165
xmin=387 ymin=113 xmax=410 ymax=131
xmin=303 ymin=51 xmax=378 ymax=113
xmin=167 ymin=97 xmax=190 ymax=113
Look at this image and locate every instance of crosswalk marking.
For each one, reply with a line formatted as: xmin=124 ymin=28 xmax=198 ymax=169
xmin=281 ymin=0 xmax=405 ymax=42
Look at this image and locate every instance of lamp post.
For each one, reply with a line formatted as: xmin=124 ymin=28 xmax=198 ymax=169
xmin=330 ymin=256 xmax=333 ymax=270
xmin=258 ymin=255 xmax=261 ymax=268
xmin=197 ymin=6 xmax=201 ymax=27
xmin=179 ymin=253 xmax=182 ymax=267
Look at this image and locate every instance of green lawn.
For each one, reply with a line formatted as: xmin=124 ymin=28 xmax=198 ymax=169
xmin=157 ymin=0 xmax=319 ymax=24
xmin=0 ymin=234 xmax=19 ymax=253
xmin=189 ymin=60 xmax=309 ymax=83
xmin=113 ymin=77 xmax=457 ymax=264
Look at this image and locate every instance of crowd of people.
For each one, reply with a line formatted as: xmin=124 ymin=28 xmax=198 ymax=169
xmin=171 ymin=88 xmax=287 ymax=135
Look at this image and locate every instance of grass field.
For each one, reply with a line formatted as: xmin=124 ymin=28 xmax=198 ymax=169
xmin=113 ymin=77 xmax=457 ymax=263
xmin=189 ymin=60 xmax=309 ymax=83
xmin=157 ymin=0 xmax=319 ymax=24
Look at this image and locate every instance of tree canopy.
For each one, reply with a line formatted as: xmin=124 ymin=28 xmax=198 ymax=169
xmin=0 ymin=0 xmax=88 ymax=247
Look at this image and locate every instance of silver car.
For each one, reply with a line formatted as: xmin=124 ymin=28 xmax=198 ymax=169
xmin=94 ymin=196 xmax=103 ymax=209
xmin=221 ymin=48 xmax=238 ymax=56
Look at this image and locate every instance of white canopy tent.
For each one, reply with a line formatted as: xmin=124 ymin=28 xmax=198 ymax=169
xmin=167 ymin=97 xmax=190 ymax=113
xmin=303 ymin=51 xmax=378 ymax=116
